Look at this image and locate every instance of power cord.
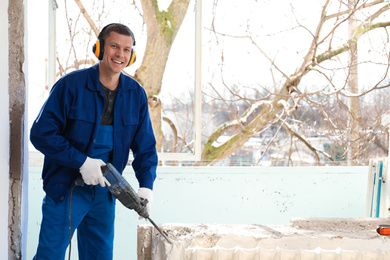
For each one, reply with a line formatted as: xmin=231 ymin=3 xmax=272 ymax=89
xmin=68 ymin=183 xmax=76 ymax=260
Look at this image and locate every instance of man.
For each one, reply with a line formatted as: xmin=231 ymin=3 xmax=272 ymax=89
xmin=30 ymin=23 xmax=158 ymax=259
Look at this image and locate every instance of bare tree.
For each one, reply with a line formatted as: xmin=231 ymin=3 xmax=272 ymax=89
xmin=201 ymin=0 xmax=390 ymax=166
xmin=134 ymin=0 xmax=191 ymax=150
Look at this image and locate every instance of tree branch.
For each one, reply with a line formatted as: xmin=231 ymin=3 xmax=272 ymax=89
xmin=73 ymin=0 xmax=99 ymax=36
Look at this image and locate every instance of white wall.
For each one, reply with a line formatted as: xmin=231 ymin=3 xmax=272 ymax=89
xmin=27 ymin=166 xmax=369 ymax=259
xmin=0 ymin=0 xmax=10 ymax=257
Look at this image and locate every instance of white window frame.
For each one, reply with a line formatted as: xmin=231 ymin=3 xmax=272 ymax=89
xmin=48 ymin=0 xmax=202 ymax=162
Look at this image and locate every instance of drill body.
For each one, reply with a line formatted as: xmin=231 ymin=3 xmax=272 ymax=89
xmin=101 ymin=163 xmax=149 ymax=219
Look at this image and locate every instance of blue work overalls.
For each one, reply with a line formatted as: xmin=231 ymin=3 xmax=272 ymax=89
xmin=33 ymin=125 xmax=115 ymax=260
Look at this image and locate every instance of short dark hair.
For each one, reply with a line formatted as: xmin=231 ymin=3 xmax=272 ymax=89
xmin=99 ymin=23 xmax=136 ymax=46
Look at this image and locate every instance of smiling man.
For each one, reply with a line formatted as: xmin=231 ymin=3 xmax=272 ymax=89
xmin=30 ymin=23 xmax=158 ymax=260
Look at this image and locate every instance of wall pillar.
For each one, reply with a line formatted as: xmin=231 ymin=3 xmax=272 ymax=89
xmin=8 ymin=0 xmax=26 ymax=258
xmin=0 ymin=0 xmax=9 ymax=258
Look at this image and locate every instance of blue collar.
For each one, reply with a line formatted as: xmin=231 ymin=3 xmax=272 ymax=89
xmin=86 ymin=63 xmax=135 ymax=92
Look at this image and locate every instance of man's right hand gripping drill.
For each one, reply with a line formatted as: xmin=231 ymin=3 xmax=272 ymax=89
xmin=79 ymin=157 xmax=106 ymax=187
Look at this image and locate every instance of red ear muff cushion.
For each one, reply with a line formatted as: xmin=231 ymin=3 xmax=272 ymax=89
xmin=127 ymin=49 xmax=136 ymax=67
xmin=92 ymin=40 xmax=104 ymax=60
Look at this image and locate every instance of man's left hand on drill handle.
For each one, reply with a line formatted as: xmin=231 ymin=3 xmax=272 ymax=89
xmin=79 ymin=157 xmax=106 ymax=187
xmin=137 ymin=187 xmax=153 ymax=220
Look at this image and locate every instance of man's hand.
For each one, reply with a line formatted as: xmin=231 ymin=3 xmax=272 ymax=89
xmin=137 ymin=188 xmax=153 ymax=220
xmin=79 ymin=157 xmax=106 ymax=187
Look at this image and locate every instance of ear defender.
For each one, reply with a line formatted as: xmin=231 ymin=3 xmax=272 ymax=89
xmin=127 ymin=49 xmax=136 ymax=67
xmin=92 ymin=23 xmax=137 ymax=67
xmin=92 ymin=39 xmax=104 ymax=60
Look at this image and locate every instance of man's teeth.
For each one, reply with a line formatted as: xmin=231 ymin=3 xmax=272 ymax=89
xmin=112 ymin=60 xmax=123 ymax=64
